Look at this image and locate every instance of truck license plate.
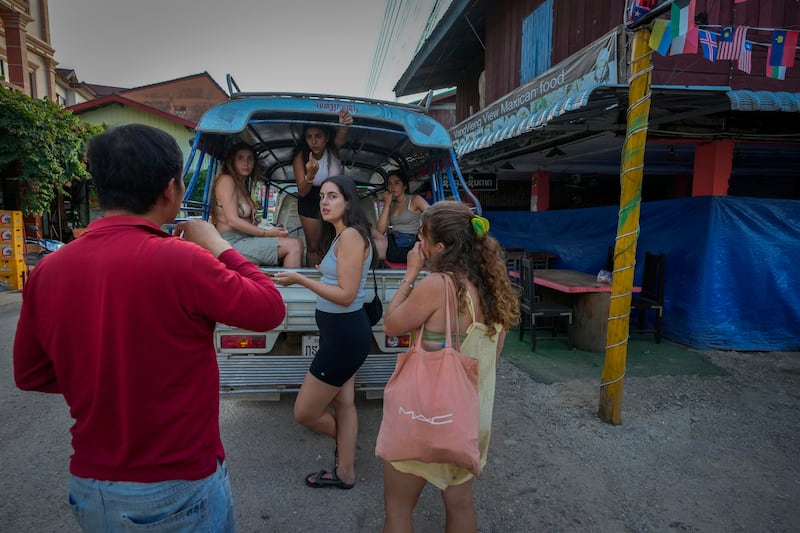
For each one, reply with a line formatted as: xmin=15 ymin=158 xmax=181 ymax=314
xmin=302 ymin=335 xmax=320 ymax=357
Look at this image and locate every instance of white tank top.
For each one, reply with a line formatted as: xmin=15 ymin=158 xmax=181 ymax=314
xmin=311 ymin=148 xmax=342 ymax=186
xmin=312 ymin=149 xmax=343 ymax=186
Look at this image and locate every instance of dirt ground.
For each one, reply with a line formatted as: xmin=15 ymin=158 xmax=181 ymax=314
xmin=482 ymin=349 xmax=800 ymax=532
xmin=2 ymin=287 xmax=798 ymax=531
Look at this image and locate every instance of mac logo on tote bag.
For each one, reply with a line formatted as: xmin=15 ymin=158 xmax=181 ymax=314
xmin=398 ymin=406 xmax=454 ymax=425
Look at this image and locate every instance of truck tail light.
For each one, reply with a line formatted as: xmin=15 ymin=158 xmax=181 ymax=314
xmin=220 ymin=335 xmax=267 ymax=349
xmin=385 ymin=334 xmax=411 ymax=349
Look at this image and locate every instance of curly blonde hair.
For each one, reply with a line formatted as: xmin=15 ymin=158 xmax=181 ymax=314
xmin=420 ymin=201 xmax=520 ymax=335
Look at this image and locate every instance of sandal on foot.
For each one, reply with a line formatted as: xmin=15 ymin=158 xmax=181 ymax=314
xmin=305 ymin=467 xmax=354 ymax=490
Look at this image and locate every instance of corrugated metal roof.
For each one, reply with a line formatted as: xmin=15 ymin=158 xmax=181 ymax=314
xmin=727 ymin=91 xmax=800 ymax=112
xmin=455 ymin=89 xmax=800 ymax=159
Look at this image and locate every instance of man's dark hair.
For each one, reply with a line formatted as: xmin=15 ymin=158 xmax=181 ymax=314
xmin=87 ymin=124 xmax=183 ymax=214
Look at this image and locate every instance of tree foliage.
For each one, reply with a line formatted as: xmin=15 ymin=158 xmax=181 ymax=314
xmin=0 ymin=86 xmax=102 ymax=215
xmin=184 ymin=169 xmax=210 ymax=203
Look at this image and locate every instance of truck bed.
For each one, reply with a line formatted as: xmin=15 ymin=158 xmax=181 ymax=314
xmin=216 ymin=267 xmax=413 ymax=400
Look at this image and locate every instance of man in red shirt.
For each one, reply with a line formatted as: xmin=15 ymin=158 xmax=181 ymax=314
xmin=14 ymin=124 xmax=285 ymax=532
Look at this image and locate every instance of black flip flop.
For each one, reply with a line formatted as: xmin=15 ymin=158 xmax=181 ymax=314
xmin=304 ymin=467 xmax=354 ymax=490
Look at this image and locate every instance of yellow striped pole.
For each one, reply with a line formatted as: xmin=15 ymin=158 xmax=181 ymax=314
xmin=598 ymin=27 xmax=653 ymax=424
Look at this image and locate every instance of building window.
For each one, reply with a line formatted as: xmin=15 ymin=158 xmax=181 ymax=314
xmin=0 ymin=59 xmax=6 ymax=81
xmin=175 ymin=105 xmax=187 ymax=116
xmin=29 ymin=72 xmax=38 ymax=98
xmin=520 ymin=0 xmax=553 ymax=84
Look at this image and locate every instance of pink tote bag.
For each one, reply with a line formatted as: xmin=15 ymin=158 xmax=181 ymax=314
xmin=375 ymin=276 xmax=481 ymax=475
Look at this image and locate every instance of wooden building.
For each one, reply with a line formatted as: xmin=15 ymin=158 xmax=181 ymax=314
xmin=394 ymin=0 xmax=800 ymax=211
xmin=388 ymin=0 xmax=800 ymax=351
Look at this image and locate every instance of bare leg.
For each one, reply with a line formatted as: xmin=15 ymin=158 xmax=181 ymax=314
xmin=329 ymin=376 xmax=357 ymax=485
xmin=278 ymin=236 xmax=303 ymax=267
xmin=382 ymin=462 xmax=426 ymax=533
xmin=294 ymin=371 xmax=339 ymax=439
xmin=300 ymin=215 xmax=322 ymax=266
xmin=441 ymin=478 xmax=476 ymax=533
xmin=295 ymin=373 xmax=361 ymax=486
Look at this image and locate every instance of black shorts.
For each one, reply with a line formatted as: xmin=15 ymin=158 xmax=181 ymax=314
xmin=297 ymin=186 xmax=321 ymax=219
xmin=310 ymin=308 xmax=371 ymax=387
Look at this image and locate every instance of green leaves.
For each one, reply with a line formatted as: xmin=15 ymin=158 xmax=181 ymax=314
xmin=0 ymin=87 xmax=102 ymax=215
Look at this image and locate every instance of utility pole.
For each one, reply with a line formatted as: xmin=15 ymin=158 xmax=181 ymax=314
xmin=598 ymin=0 xmax=672 ymax=424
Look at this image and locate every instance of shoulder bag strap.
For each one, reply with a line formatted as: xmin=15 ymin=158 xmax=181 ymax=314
xmin=371 ymin=264 xmax=378 ymax=297
xmin=413 ymin=273 xmax=461 ymax=351
xmin=443 ymin=274 xmax=462 ymax=351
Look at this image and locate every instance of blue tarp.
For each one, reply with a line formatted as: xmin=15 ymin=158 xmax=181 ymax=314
xmin=486 ymin=196 xmax=800 ymax=351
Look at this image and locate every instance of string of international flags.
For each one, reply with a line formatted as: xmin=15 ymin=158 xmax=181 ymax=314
xmin=630 ymin=0 xmax=798 ymax=80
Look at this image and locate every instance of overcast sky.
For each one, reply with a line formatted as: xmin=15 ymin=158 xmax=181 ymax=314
xmin=48 ymin=0 xmax=388 ymax=97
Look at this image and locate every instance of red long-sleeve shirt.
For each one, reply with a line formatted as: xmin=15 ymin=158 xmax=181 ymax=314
xmin=13 ymin=216 xmax=286 ymax=482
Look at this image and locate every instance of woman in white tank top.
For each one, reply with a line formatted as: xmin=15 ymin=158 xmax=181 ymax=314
xmin=293 ymin=109 xmax=352 ymax=266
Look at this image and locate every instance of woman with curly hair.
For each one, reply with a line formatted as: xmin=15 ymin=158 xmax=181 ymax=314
xmin=380 ymin=201 xmax=520 ymax=533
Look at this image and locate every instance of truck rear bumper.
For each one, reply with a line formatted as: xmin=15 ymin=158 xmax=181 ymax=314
xmin=217 ymin=353 xmax=398 ymax=400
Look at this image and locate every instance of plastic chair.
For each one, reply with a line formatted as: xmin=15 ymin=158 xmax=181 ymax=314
xmin=518 ymin=258 xmax=573 ymax=350
xmin=630 ymin=252 xmax=666 ymax=343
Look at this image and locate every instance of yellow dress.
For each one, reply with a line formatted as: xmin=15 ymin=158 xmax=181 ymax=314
xmin=390 ymin=294 xmax=502 ymax=490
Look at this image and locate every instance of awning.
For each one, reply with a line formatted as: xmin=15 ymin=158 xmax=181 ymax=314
xmin=726 ymin=90 xmax=800 ymax=112
xmin=455 ymin=88 xmax=607 ymax=158
xmin=452 ymin=86 xmax=800 ymax=175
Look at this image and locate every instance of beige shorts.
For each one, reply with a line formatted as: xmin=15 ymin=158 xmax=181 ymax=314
xmin=220 ymin=231 xmax=279 ymax=265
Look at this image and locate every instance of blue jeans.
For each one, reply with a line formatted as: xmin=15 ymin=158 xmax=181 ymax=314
xmin=68 ymin=459 xmax=235 ymax=532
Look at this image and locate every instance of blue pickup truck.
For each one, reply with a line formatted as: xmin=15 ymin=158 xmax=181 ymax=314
xmin=182 ymin=83 xmax=480 ymax=400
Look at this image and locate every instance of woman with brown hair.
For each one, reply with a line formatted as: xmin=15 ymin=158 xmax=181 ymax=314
xmin=272 ymin=175 xmax=376 ymax=490
xmin=380 ymin=201 xmax=520 ymax=532
xmin=375 ymin=170 xmax=429 ymax=263
xmin=212 ymin=143 xmax=303 ymax=267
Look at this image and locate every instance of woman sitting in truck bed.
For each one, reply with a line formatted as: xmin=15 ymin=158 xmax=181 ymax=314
xmin=212 ymin=143 xmax=303 ymax=267
xmin=375 ymin=170 xmax=429 ymax=264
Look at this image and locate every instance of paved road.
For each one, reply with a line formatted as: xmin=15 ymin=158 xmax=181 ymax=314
xmin=0 ymin=291 xmax=526 ymax=532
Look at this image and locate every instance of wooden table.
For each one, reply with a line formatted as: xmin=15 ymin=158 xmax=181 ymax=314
xmin=533 ymin=269 xmax=641 ymax=352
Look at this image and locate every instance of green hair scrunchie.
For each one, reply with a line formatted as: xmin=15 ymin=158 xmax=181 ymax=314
xmin=471 ymin=216 xmax=490 ymax=238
